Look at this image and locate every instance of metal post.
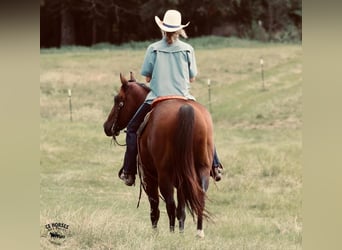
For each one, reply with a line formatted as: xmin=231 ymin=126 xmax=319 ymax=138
xmin=208 ymin=79 xmax=212 ymax=113
xmin=68 ymin=89 xmax=73 ymax=122
xmin=260 ymin=57 xmax=265 ymax=90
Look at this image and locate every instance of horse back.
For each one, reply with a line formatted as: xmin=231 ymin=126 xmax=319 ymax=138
xmin=138 ymin=99 xmax=214 ymax=177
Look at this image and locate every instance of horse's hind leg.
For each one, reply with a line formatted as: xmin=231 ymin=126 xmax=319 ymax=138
xmin=196 ymin=168 xmax=210 ymax=238
xmin=148 ymin=194 xmax=160 ymax=229
xmin=196 ymin=212 xmax=205 ymax=238
xmin=176 ymin=188 xmax=186 ymax=233
xmin=196 ymin=192 xmax=205 ymax=238
xmin=145 ymin=177 xmax=160 ymax=229
xmin=159 ymin=183 xmax=176 ymax=232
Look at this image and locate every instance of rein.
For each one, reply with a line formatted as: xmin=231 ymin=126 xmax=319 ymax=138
xmin=111 ymin=101 xmax=127 ymax=146
xmin=112 ymin=135 xmax=126 ymax=147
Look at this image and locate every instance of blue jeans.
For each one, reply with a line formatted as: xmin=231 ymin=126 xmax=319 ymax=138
xmin=213 ymin=146 xmax=220 ymax=167
xmin=122 ymin=103 xmax=222 ymax=175
xmin=123 ymin=103 xmax=152 ymax=175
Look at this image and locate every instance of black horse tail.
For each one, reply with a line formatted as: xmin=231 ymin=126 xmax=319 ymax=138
xmin=173 ymin=104 xmax=207 ymax=219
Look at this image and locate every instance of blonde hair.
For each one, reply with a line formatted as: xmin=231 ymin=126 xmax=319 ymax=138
xmin=163 ymin=29 xmax=188 ymax=44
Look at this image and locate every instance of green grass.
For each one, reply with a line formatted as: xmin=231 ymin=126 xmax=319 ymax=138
xmin=40 ymin=37 xmax=302 ymax=249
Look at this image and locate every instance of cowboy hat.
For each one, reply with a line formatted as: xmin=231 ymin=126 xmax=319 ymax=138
xmin=155 ymin=10 xmax=190 ymax=32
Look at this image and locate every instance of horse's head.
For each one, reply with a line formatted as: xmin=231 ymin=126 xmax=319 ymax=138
xmin=103 ymin=72 xmax=149 ymax=138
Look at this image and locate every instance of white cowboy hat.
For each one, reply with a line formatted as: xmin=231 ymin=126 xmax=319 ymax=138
xmin=155 ymin=10 xmax=190 ymax=32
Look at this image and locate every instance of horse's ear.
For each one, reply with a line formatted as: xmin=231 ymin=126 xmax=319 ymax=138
xmin=120 ymin=73 xmax=128 ymax=86
xmin=129 ymin=71 xmax=136 ymax=82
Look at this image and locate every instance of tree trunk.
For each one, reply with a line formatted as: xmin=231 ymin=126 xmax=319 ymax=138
xmin=267 ymin=1 xmax=273 ymax=34
xmin=60 ymin=7 xmax=75 ymax=46
xmin=92 ymin=19 xmax=97 ymax=45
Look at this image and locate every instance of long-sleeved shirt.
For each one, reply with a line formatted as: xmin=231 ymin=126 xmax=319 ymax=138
xmin=141 ymin=38 xmax=198 ymax=104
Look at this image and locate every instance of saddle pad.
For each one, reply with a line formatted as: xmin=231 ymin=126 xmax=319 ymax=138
xmin=151 ymin=95 xmax=187 ymax=107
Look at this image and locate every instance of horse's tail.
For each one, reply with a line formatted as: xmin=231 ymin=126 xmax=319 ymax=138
xmin=174 ymin=104 xmax=207 ymax=219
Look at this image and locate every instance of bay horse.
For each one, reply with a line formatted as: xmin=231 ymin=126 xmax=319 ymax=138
xmin=103 ymin=73 xmax=214 ymax=238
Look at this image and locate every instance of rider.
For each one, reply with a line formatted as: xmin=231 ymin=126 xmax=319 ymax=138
xmin=119 ymin=9 xmax=223 ymax=186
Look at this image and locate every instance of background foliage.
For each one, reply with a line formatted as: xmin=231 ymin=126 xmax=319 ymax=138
xmin=40 ymin=0 xmax=302 ymax=47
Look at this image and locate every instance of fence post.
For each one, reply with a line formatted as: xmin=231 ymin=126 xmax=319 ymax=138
xmin=68 ymin=89 xmax=73 ymax=122
xmin=260 ymin=57 xmax=265 ymax=90
xmin=208 ymin=79 xmax=212 ymax=113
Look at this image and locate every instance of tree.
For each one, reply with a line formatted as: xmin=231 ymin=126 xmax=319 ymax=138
xmin=40 ymin=0 xmax=302 ymax=47
xmin=43 ymin=0 xmax=76 ymax=46
xmin=60 ymin=3 xmax=75 ymax=45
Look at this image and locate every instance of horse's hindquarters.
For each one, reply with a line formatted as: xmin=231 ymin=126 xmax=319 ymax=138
xmin=138 ymin=100 xmax=214 ymax=233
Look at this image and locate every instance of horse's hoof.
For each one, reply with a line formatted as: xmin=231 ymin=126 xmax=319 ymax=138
xmin=196 ymin=230 xmax=205 ymax=238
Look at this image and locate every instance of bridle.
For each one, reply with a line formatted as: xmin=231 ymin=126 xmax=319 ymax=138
xmin=110 ymin=100 xmax=126 ymax=146
xmin=109 ymin=80 xmax=150 ymax=147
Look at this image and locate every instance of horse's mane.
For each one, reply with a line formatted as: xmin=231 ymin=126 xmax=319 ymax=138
xmin=136 ymin=82 xmax=151 ymax=92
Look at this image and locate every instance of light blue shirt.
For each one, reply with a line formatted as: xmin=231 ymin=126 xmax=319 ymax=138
xmin=141 ymin=38 xmax=198 ymax=103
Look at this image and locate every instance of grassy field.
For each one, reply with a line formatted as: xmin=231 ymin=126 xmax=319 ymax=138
xmin=40 ymin=37 xmax=302 ymax=249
